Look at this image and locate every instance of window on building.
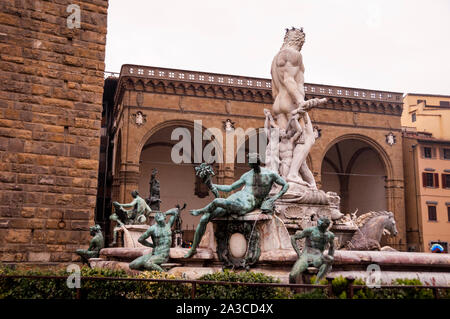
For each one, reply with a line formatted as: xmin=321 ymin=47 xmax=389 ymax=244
xmin=428 ymin=206 xmax=437 ymax=221
xmin=417 ymin=99 xmax=426 ymax=105
xmin=423 ymin=172 xmax=439 ymax=188
xmin=443 ymin=148 xmax=450 ymax=160
xmin=411 ymin=112 xmax=416 ymax=122
xmin=440 ymin=101 xmax=450 ymax=107
xmin=423 ymin=147 xmax=433 ymax=158
xmin=443 ymin=174 xmax=450 ymax=189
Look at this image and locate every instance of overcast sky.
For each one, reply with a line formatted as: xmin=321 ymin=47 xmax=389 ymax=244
xmin=105 ymin=0 xmax=450 ymax=95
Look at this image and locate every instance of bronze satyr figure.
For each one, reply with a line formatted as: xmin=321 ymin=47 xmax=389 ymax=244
xmin=76 ymin=224 xmax=104 ymax=264
xmin=289 ymin=216 xmax=335 ymax=284
xmin=129 ymin=204 xmax=185 ymax=272
xmin=110 ymin=190 xmax=152 ymax=246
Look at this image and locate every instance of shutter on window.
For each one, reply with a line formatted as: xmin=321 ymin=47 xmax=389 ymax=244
xmin=434 ymin=173 xmax=439 ymax=187
xmin=432 ymin=148 xmax=437 ymax=158
xmin=422 ymin=172 xmax=427 ymax=187
xmin=443 ymin=174 xmax=447 ymax=188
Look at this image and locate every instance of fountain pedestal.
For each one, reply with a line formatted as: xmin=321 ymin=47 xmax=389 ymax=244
xmin=115 ymin=225 xmax=150 ymax=248
xmin=199 ymin=210 xmax=293 ymax=269
xmin=274 ymin=191 xmax=342 ymax=232
xmin=274 ymin=191 xmax=357 ymax=249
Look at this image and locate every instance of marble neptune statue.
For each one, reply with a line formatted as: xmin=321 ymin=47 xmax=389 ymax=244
xmin=184 ymin=153 xmax=289 ymax=258
xmin=266 ymin=27 xmax=327 ymax=195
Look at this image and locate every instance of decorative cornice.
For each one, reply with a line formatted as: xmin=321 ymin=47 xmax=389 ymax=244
xmin=121 ymin=104 xmax=403 ymax=132
xmin=405 ymin=93 xmax=450 ymax=99
xmin=114 ymin=64 xmax=404 ymax=116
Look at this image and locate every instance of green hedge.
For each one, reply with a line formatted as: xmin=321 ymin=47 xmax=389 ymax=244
xmin=0 ymin=267 xmax=289 ymax=299
xmin=0 ymin=266 xmax=136 ymax=299
xmin=132 ymin=271 xmax=190 ymax=299
xmin=326 ymin=276 xmax=443 ymax=299
xmin=0 ymin=266 xmax=447 ymax=299
xmin=294 ymin=275 xmax=447 ymax=299
xmin=352 ymin=278 xmax=437 ymax=299
xmin=196 ymin=270 xmax=291 ymax=299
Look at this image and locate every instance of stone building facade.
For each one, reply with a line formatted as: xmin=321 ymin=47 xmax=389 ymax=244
xmin=402 ymin=93 xmax=450 ymax=140
xmin=402 ymin=93 xmax=450 ymax=252
xmin=403 ymin=130 xmax=450 ymax=253
xmin=112 ymin=64 xmax=407 ymax=250
xmin=0 ymin=0 xmax=108 ymax=264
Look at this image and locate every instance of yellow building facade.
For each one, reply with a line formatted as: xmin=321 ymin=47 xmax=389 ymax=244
xmin=402 ymin=93 xmax=450 ymax=253
xmin=402 ymin=93 xmax=450 ymax=140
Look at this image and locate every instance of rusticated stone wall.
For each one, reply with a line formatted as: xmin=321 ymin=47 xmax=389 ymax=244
xmin=0 ymin=0 xmax=108 ymax=264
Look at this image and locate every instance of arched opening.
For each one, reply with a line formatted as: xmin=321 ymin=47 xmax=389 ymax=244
xmin=139 ymin=122 xmax=219 ymax=243
xmin=321 ymin=138 xmax=387 ymax=215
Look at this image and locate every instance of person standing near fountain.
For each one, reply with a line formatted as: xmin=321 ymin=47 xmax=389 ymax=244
xmin=289 ymin=216 xmax=335 ymax=284
xmin=184 ymin=153 xmax=289 ymax=258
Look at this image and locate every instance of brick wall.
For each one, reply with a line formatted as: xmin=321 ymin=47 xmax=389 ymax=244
xmin=0 ymin=0 xmax=108 ymax=264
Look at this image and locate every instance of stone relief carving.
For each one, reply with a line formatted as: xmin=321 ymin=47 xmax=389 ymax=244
xmin=225 ymin=100 xmax=232 ymax=114
xmin=132 ymin=111 xmax=146 ymax=126
xmin=136 ymin=91 xmax=143 ymax=106
xmin=385 ymin=132 xmax=396 ymax=146
xmin=223 ymin=119 xmax=235 ymax=132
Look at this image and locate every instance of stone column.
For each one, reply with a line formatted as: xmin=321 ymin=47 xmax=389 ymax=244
xmin=223 ymin=163 xmax=235 ymax=186
xmin=339 ymin=175 xmax=350 ymax=214
xmin=385 ymin=178 xmax=406 ymax=251
xmin=118 ymin=163 xmax=140 ymax=203
xmin=112 ymin=177 xmax=121 ymax=202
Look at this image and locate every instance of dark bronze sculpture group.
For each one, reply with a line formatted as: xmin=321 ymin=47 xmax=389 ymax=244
xmin=184 ymin=153 xmax=289 ymax=258
xmin=76 ymin=27 xmax=336 ymax=283
xmin=77 ymin=155 xmax=335 ymax=284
